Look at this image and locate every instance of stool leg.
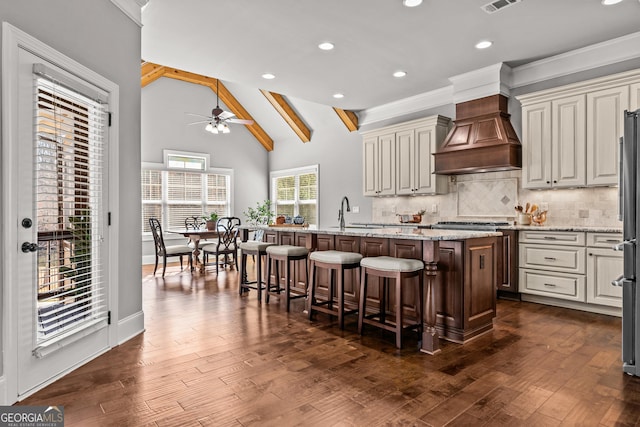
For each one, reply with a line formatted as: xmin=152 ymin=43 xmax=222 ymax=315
xmin=395 ymin=272 xmax=403 ymax=349
xmin=256 ymin=254 xmax=263 ymax=303
xmin=418 ymin=272 xmax=424 ymax=336
xmin=338 ymin=267 xmax=344 ymax=330
xmin=239 ymin=252 xmax=247 ymax=295
xmin=358 ymin=267 xmax=367 ymax=335
xmin=266 ymin=254 xmax=272 ymax=303
xmin=308 ymin=260 xmax=316 ymax=320
xmin=380 ymin=278 xmax=387 ymax=324
xmin=285 ymin=258 xmax=291 ymax=312
xmin=328 ymin=268 xmax=335 ymax=311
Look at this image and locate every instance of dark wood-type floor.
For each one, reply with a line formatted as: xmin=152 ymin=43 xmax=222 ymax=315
xmin=20 ymin=261 xmax=640 ymax=426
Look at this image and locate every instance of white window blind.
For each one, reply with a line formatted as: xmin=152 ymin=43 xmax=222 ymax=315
xmin=271 ymin=165 xmax=319 ymax=226
xmin=141 ymin=169 xmax=162 ymax=233
xmin=34 ymin=67 xmax=108 ymax=343
xmin=141 ymin=157 xmax=232 ymax=233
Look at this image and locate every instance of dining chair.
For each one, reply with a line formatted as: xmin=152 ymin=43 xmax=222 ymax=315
xmin=184 ymin=216 xmax=207 ymax=256
xmin=201 ymin=216 xmax=241 ymax=274
xmin=149 ymin=217 xmax=194 ymax=277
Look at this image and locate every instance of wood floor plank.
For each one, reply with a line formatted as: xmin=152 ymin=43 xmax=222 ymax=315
xmin=14 ymin=261 xmax=640 ymax=426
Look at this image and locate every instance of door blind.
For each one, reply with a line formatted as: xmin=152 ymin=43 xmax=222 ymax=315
xmin=33 ymin=69 xmax=108 ymax=344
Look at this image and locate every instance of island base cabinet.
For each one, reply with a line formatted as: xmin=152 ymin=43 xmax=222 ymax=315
xmin=435 ymin=237 xmax=498 ymax=343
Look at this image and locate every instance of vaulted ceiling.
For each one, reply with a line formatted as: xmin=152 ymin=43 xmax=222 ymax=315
xmin=141 ymin=0 xmax=640 ymax=149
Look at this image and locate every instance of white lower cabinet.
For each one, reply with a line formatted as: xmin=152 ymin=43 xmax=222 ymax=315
xmin=520 ymin=269 xmax=585 ymax=302
xmin=519 ymin=230 xmax=622 ymax=315
xmin=586 ymin=235 xmax=623 ymax=308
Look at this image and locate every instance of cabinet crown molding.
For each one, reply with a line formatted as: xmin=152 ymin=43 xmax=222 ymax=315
xmin=517 ymin=68 xmax=640 ymax=106
xmin=360 ymin=115 xmax=451 ymax=137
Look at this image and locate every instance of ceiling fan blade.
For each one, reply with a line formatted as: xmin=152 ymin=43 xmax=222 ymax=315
xmin=187 ymin=120 xmax=213 ymax=125
xmin=227 ymin=118 xmax=254 ymax=125
xmin=218 ymin=110 xmax=236 ymax=120
xmin=186 ymin=113 xmax=212 ymax=119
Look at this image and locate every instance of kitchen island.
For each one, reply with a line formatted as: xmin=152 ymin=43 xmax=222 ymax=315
xmin=240 ymin=225 xmax=501 ymax=353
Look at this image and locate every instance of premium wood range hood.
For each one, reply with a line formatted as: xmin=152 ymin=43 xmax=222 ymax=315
xmin=433 ymin=94 xmax=521 ymax=175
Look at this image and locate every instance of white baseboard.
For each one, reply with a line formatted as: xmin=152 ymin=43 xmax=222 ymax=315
xmin=117 ymin=310 xmax=145 ymax=345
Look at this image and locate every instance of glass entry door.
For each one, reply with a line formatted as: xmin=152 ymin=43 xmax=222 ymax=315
xmin=16 ymin=48 xmax=110 ymax=397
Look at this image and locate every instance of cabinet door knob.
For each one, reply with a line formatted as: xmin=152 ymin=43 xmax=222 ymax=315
xmin=546 ymin=181 xmax=551 ymax=184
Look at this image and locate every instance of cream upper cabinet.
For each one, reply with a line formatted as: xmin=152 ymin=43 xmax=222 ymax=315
xmin=521 ymin=95 xmax=586 ymax=189
xmin=395 ymin=129 xmax=415 ymax=195
xmin=363 ymin=135 xmax=379 ymax=196
xmin=631 ymin=82 xmax=640 ymax=111
xmin=378 ymin=133 xmax=396 ymax=196
xmin=552 ymin=94 xmax=586 ymax=188
xmin=586 ymin=86 xmax=628 ymax=186
xmin=362 ymin=115 xmax=450 ymax=197
xmin=362 ymin=133 xmax=395 ymax=196
xmin=521 ymin=102 xmax=552 ymax=189
xmin=518 ymin=68 xmax=640 ymax=189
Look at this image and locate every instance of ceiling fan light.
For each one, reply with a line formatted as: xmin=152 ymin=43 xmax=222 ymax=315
xmin=205 ymin=122 xmax=214 ymax=133
xmin=403 ymin=0 xmax=422 ymax=6
xmin=216 ymin=122 xmax=226 ymax=132
xmin=222 ymin=123 xmax=230 ymax=134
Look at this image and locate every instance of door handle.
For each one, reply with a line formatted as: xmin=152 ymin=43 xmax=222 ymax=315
xmin=614 ymin=239 xmax=636 ymax=251
xmin=612 ymin=275 xmax=624 ymax=287
xmin=21 ymin=242 xmax=39 ymax=253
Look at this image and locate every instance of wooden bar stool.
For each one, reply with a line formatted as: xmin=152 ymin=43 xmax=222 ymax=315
xmin=265 ymin=245 xmax=310 ymax=311
xmin=358 ymin=256 xmax=424 ymax=349
xmin=308 ymin=250 xmax=363 ymax=329
xmin=238 ymin=241 xmax=276 ymax=302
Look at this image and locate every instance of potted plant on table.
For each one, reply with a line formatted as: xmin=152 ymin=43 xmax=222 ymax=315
xmin=243 ymin=199 xmax=274 ymax=241
xmin=203 ymin=212 xmax=219 ymax=230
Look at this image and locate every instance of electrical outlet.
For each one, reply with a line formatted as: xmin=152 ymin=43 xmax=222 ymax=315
xmin=391 ymin=205 xmax=396 ymax=213
xmin=431 ymin=204 xmax=438 ymax=213
xmin=578 ymin=209 xmax=589 ymax=218
xmin=351 ymin=206 xmax=360 ymax=213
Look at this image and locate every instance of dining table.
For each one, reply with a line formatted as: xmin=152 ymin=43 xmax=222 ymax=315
xmin=167 ymin=228 xmax=219 ymax=273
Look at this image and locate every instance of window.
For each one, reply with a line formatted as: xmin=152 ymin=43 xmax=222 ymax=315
xmin=33 ymin=63 xmax=109 ymax=342
xmin=270 ymin=165 xmax=318 ymax=226
xmin=141 ymin=151 xmax=232 ymax=233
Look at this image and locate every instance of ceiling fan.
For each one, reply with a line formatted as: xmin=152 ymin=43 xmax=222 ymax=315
xmin=187 ymin=79 xmax=253 ymax=134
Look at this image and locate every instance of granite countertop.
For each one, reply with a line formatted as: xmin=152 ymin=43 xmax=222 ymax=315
xmin=243 ymin=225 xmax=501 ymax=241
xmin=241 ymin=223 xmax=622 ymax=239
xmin=349 ymin=222 xmax=622 ymax=234
xmin=501 ymin=224 xmax=622 ymax=233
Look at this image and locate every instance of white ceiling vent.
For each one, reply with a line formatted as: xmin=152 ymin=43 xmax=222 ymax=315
xmin=482 ymin=0 xmax=521 ymax=14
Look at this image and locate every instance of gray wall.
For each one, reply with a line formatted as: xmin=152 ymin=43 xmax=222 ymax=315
xmin=267 ymin=99 xmax=371 ymax=228
xmin=0 ymin=0 xmax=142 ymax=377
xmin=141 ymin=77 xmax=269 ymax=255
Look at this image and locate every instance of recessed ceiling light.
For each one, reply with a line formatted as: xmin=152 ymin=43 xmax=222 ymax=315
xmin=333 ymin=93 xmax=344 ymax=99
xmin=601 ymin=0 xmax=623 ymax=4
xmin=393 ymin=71 xmax=407 ymax=78
xmin=261 ymin=73 xmax=275 ymax=79
xmin=318 ymin=42 xmax=334 ymax=51
xmin=403 ymin=0 xmax=423 ymax=6
xmin=475 ymin=40 xmax=493 ymax=49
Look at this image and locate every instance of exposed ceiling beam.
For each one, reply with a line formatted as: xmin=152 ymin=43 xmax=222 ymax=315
xmin=333 ymin=108 xmax=359 ymax=132
xmin=141 ymin=62 xmax=166 ymax=87
xmin=140 ymin=62 xmax=274 ymax=151
xmin=260 ymin=90 xmax=311 ymax=143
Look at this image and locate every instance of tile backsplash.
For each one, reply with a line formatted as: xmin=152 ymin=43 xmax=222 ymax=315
xmin=371 ymin=170 xmax=620 ymax=227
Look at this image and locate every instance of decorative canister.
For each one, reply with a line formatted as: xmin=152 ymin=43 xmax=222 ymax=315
xmin=517 ymin=212 xmax=531 ymax=225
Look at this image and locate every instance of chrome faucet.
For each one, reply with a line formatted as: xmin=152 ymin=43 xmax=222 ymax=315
xmin=338 ymin=196 xmax=351 ymax=230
